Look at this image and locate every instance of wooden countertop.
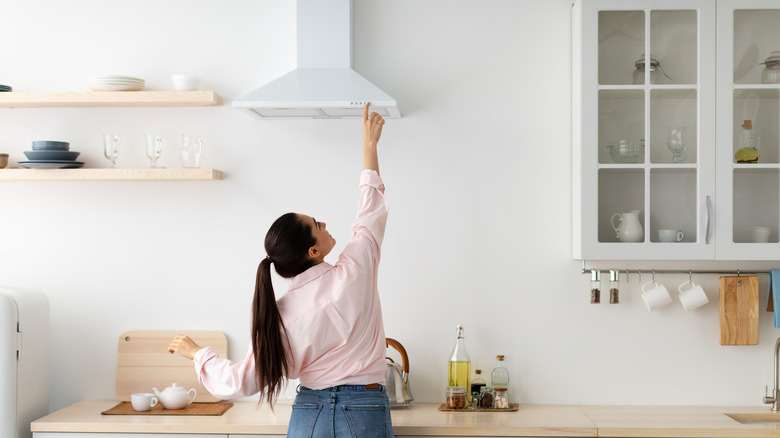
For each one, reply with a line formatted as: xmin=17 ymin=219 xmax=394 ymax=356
xmin=30 ymin=401 xmax=780 ymax=437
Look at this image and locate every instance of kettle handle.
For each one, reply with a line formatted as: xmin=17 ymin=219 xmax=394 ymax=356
xmin=386 ymin=338 xmax=409 ymax=374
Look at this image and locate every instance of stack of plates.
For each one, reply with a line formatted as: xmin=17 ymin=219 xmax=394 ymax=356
xmin=19 ymin=141 xmax=84 ymax=169
xmin=87 ymin=75 xmax=145 ymax=91
xmin=0 ymin=84 xmax=11 ymax=92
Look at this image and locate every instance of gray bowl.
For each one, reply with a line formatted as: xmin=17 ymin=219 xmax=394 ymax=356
xmin=24 ymin=150 xmax=80 ymax=161
xmin=31 ymin=140 xmax=70 ymax=151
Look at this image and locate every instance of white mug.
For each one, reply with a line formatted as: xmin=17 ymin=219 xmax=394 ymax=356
xmin=749 ymin=226 xmax=771 ymax=243
xmin=659 ymin=229 xmax=684 ymax=242
xmin=678 ymin=280 xmax=709 ymax=311
xmin=131 ymin=393 xmax=158 ymax=412
xmin=641 ymin=281 xmax=672 ymax=311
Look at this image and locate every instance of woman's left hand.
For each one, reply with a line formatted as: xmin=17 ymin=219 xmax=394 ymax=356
xmin=168 ymin=334 xmax=202 ymax=360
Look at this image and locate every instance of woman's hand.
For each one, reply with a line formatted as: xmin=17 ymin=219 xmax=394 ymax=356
xmin=362 ymin=103 xmax=384 ymax=174
xmin=168 ymin=334 xmax=202 ymax=361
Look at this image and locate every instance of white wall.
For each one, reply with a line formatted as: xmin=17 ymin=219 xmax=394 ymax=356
xmin=1 ymin=0 xmax=778 ymax=412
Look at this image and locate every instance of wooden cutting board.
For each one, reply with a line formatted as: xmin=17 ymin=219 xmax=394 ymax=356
xmin=719 ymin=276 xmax=759 ymax=345
xmin=116 ymin=330 xmax=228 ymax=402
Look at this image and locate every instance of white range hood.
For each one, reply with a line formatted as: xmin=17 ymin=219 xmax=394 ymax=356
xmin=233 ymin=0 xmax=400 ymax=119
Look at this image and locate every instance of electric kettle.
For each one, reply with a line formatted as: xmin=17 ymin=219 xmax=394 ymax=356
xmin=385 ymin=338 xmax=413 ymax=408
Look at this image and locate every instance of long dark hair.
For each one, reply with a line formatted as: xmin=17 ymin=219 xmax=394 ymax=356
xmin=252 ymin=212 xmax=316 ymax=406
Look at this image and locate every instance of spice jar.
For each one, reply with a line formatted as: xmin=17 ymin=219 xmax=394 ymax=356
xmin=445 ymin=386 xmax=467 ymax=409
xmin=590 ymin=270 xmax=601 ymax=304
xmin=494 ymin=388 xmax=509 ymax=409
xmin=609 ymin=269 xmax=619 ymax=304
xmin=761 ymin=51 xmax=780 ymax=84
xmin=479 ymin=386 xmax=495 ymax=409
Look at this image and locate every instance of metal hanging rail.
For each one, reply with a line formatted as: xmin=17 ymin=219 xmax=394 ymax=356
xmin=580 ymin=260 xmax=771 ymax=276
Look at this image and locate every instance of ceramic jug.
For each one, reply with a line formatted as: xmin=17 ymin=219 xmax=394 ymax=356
xmin=611 ymin=210 xmax=643 ymax=242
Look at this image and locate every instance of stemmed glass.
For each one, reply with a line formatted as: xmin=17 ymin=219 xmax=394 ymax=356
xmin=145 ymin=134 xmax=164 ymax=168
xmin=667 ymin=126 xmax=687 ymax=163
xmin=103 ymin=134 xmax=120 ymax=168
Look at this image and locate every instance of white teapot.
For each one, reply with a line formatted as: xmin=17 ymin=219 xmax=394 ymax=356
xmin=152 ymin=383 xmax=197 ymax=409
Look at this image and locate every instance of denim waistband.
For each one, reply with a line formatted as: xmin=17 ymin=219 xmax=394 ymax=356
xmin=299 ymin=383 xmax=385 ymax=392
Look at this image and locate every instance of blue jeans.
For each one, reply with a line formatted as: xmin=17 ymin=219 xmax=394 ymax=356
xmin=287 ymin=384 xmax=394 ymax=438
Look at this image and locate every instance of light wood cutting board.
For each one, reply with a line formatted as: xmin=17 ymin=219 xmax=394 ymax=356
xmin=719 ymin=276 xmax=759 ymax=345
xmin=116 ymin=330 xmax=228 ymax=402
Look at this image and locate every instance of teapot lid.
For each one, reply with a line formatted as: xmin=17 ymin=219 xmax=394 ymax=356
xmin=762 ymin=51 xmax=780 ymax=65
xmin=634 ymin=53 xmax=660 ymax=68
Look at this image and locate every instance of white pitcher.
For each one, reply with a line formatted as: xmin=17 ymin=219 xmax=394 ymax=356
xmin=611 ymin=210 xmax=643 ymax=242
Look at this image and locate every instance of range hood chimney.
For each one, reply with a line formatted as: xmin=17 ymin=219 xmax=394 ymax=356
xmin=233 ymin=0 xmax=400 ymax=119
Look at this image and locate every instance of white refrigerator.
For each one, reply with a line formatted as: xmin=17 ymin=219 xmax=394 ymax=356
xmin=0 ymin=287 xmax=49 ymax=438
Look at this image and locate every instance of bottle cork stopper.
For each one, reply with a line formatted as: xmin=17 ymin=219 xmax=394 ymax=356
xmin=496 ymin=355 xmax=505 ymax=360
xmin=744 ymin=120 xmax=752 ymax=129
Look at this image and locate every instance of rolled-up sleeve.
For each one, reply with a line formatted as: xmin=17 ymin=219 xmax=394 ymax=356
xmin=343 ymin=170 xmax=388 ymax=263
xmin=193 ymin=345 xmax=260 ymax=399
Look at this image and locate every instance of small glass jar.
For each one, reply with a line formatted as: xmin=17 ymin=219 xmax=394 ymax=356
xmin=761 ymin=51 xmax=780 ymax=84
xmin=470 ymin=369 xmax=486 ymax=407
xmin=478 ymin=386 xmax=495 ymax=409
xmin=590 ymin=270 xmax=601 ymax=304
xmin=494 ymin=388 xmax=509 ymax=409
xmin=445 ymin=386 xmax=467 ymax=409
xmin=609 ymin=269 xmax=620 ymax=304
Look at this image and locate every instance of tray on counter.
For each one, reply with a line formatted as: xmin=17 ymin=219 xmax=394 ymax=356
xmin=438 ymin=403 xmax=519 ymax=412
xmin=102 ymin=402 xmax=233 ymax=416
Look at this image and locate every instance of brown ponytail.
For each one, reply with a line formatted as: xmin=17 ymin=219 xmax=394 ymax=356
xmin=251 ymin=213 xmax=316 ymax=407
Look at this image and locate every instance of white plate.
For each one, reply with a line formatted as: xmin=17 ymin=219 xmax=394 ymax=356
xmin=88 ymin=84 xmax=145 ymax=91
xmin=88 ymin=75 xmax=144 ymax=82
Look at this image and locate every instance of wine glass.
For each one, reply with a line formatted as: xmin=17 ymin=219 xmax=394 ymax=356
xmin=667 ymin=126 xmax=687 ymax=163
xmin=145 ymin=134 xmax=163 ymax=168
xmin=180 ymin=134 xmax=203 ymax=168
xmin=103 ymin=134 xmax=120 ymax=168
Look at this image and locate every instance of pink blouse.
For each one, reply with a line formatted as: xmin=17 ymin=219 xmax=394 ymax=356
xmin=193 ymin=169 xmax=388 ymax=398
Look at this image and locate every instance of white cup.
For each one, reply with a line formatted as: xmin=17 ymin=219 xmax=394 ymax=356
xmin=677 ymin=280 xmax=709 ymax=311
xmin=641 ymin=281 xmax=672 ymax=311
xmin=749 ymin=226 xmax=771 ymax=243
xmin=658 ymin=229 xmax=684 ymax=242
xmin=171 ymin=74 xmax=201 ymax=91
xmin=131 ymin=393 xmax=158 ymax=412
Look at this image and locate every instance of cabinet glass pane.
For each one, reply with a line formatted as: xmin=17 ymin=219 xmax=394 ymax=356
xmin=599 ymin=11 xmax=645 ymax=86
xmin=732 ymin=89 xmax=779 ymax=164
xmin=649 ymin=169 xmax=696 ymax=242
xmin=598 ymin=169 xmax=644 ymax=243
xmin=599 ymin=90 xmax=645 ymax=164
xmin=650 ymin=89 xmax=697 ymax=164
xmin=650 ymin=10 xmax=697 ymax=85
xmin=733 ymin=169 xmax=779 ymax=243
xmin=733 ymin=9 xmax=780 ymax=85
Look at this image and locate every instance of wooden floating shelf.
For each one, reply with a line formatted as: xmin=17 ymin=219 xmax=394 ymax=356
xmin=0 ymin=91 xmax=222 ymax=107
xmin=0 ymin=168 xmax=222 ymax=181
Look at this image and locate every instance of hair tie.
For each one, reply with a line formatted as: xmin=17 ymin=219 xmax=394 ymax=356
xmin=265 ymin=255 xmax=272 ymax=263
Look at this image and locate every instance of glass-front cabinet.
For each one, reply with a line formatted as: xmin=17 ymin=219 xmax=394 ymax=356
xmin=716 ymin=0 xmax=780 ymax=259
xmin=573 ymin=0 xmax=716 ymax=260
xmin=573 ymin=0 xmax=780 ymax=260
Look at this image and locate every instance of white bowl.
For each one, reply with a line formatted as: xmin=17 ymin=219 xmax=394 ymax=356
xmin=171 ymin=75 xmax=201 ymax=91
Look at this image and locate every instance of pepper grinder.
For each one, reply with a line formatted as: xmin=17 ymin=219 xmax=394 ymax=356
xmin=609 ymin=270 xmax=620 ymax=304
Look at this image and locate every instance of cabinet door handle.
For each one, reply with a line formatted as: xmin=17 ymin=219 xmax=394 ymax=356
xmin=705 ymin=195 xmax=712 ymax=244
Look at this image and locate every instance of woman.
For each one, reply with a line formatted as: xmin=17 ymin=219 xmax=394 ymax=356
xmin=168 ymin=103 xmax=393 ymax=437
